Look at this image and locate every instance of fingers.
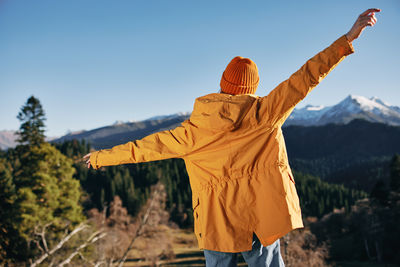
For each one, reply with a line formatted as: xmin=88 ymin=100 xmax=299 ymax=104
xmin=86 ymin=158 xmax=91 ymax=168
xmin=358 ymin=8 xmax=380 ymax=27
xmin=359 ymin=14 xmax=378 ymax=27
xmin=83 ymin=153 xmax=91 ymax=159
xmin=371 ymin=13 xmax=377 ymax=22
xmin=83 ymin=153 xmax=92 ymax=169
xmin=347 ymin=8 xmax=380 ymax=42
xmin=360 ymin=8 xmax=381 ymax=16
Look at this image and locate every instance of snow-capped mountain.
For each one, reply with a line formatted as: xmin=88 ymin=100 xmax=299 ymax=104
xmin=2 ymin=96 xmax=400 ymax=150
xmin=285 ymin=95 xmax=400 ymax=127
xmin=144 ymin=112 xmax=191 ymax=122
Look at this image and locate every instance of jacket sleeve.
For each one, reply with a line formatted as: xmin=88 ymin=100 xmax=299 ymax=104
xmin=89 ymin=120 xmax=195 ymax=170
xmin=259 ymin=34 xmax=354 ymax=126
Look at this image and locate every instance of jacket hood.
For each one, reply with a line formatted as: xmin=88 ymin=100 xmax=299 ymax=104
xmin=189 ymin=93 xmax=258 ymax=131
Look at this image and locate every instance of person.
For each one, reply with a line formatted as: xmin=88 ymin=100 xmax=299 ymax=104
xmin=83 ymin=8 xmax=380 ymax=267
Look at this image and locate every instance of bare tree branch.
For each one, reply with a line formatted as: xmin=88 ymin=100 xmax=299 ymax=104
xmin=33 ymin=222 xmax=52 ymax=255
xmin=58 ymin=231 xmax=107 ymax=267
xmin=116 ymin=183 xmax=162 ymax=267
xmin=31 ymin=223 xmax=89 ymax=267
xmin=49 ymin=257 xmax=56 ymax=267
xmin=32 ymin=239 xmax=45 ymax=255
xmin=94 ymin=261 xmax=107 ymax=267
xmin=77 ymin=252 xmax=95 ymax=266
xmin=94 ymin=260 xmax=107 ymax=267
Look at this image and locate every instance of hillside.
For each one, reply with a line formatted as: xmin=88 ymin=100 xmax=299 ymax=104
xmin=53 ymin=113 xmax=191 ymax=149
xmin=2 ymin=94 xmax=400 ymax=151
xmin=284 ymin=119 xmax=400 ymax=191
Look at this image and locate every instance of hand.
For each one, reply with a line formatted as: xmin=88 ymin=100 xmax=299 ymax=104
xmin=83 ymin=153 xmax=92 ymax=169
xmin=346 ymin=8 xmax=381 ymax=43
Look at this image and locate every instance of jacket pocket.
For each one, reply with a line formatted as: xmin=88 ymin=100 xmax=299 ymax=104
xmin=285 ymin=170 xmax=301 ymax=212
xmin=277 ymin=163 xmax=301 ymax=212
xmin=193 ymin=197 xmax=202 ymax=239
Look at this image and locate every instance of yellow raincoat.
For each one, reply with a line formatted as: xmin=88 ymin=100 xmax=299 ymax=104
xmin=90 ymin=34 xmax=354 ymax=252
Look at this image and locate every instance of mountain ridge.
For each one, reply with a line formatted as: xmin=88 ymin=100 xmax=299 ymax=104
xmin=1 ymin=95 xmax=400 ymax=150
xmin=52 ymin=113 xmax=191 ymax=149
xmin=286 ymin=94 xmax=400 ymax=126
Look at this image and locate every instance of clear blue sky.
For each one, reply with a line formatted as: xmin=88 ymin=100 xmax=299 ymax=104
xmin=0 ymin=0 xmax=399 ymax=137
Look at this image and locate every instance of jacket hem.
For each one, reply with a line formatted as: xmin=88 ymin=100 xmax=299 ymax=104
xmin=198 ymin=219 xmax=304 ymax=253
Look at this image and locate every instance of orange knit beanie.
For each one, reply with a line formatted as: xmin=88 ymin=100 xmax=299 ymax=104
xmin=220 ymin=56 xmax=259 ymax=95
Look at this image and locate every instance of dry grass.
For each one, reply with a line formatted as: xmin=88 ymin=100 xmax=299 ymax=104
xmin=87 ymin=187 xmax=331 ymax=266
xmin=124 ymin=226 xmax=201 ymax=266
xmin=281 ymin=228 xmax=330 ymax=267
xmin=123 ymin=226 xmax=330 ymax=266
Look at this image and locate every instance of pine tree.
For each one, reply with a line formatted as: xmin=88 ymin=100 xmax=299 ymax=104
xmin=16 ymin=96 xmax=46 ymax=147
xmin=0 ymin=159 xmax=16 ymax=220
xmin=100 ymin=188 xmax=105 ymax=209
xmin=2 ymin=96 xmax=86 ymax=262
xmin=14 ymin=143 xmax=85 ymax=258
xmin=370 ymin=179 xmax=388 ymax=204
xmin=0 ymin=158 xmax=21 ymax=262
xmin=383 ymin=154 xmax=400 ymax=264
xmin=389 ymin=154 xmax=400 ymax=192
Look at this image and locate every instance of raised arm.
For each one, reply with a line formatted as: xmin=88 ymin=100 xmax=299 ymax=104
xmin=260 ymin=8 xmax=380 ymax=126
xmin=84 ymin=120 xmax=195 ymax=170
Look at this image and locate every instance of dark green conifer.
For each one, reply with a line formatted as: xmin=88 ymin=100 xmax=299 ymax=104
xmin=389 ymin=154 xmax=400 ymax=192
xmin=16 ymin=96 xmax=46 ymax=147
xmin=2 ymin=96 xmax=86 ymax=262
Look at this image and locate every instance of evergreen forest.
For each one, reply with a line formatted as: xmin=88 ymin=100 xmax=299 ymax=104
xmin=1 ymin=95 xmax=399 ymax=266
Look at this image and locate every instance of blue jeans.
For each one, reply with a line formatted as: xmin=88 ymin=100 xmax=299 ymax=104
xmin=204 ymin=234 xmax=285 ymax=267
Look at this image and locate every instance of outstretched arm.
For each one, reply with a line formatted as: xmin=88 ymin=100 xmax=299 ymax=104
xmin=83 ymin=120 xmax=195 ymax=169
xmin=260 ymin=8 xmax=380 ymax=126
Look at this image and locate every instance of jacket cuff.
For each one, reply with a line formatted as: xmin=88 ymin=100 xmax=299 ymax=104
xmin=336 ymin=34 xmax=355 ymax=57
xmin=90 ymin=151 xmax=101 ymax=170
